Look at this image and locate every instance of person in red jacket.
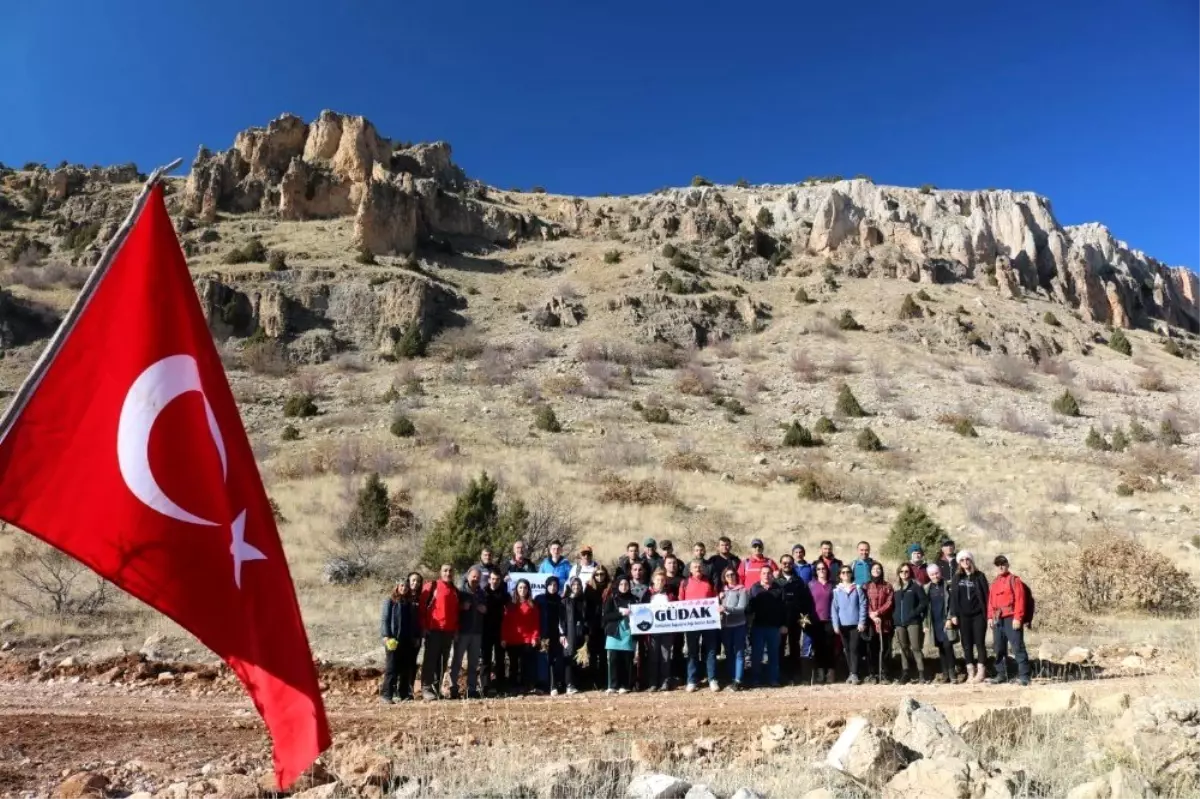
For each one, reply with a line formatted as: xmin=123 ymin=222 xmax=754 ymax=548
xmin=986 ymin=555 xmax=1031 ymax=686
xmin=420 ymin=564 xmax=460 ymax=700
xmin=501 ymin=579 xmax=541 ymax=695
xmin=864 ymin=562 xmax=895 ymax=684
xmin=737 ymin=538 xmax=779 ymax=587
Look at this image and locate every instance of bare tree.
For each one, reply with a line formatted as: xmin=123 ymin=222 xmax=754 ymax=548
xmin=2 ymin=542 xmax=112 ymax=615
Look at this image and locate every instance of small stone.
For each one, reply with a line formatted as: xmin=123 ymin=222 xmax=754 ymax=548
xmin=627 ymin=773 xmax=691 ymax=799
xmin=684 ymin=785 xmax=719 ymax=799
xmin=54 ymin=771 xmax=110 ymax=799
xmin=754 ymin=455 xmax=768 ymax=465
xmin=730 ymin=790 xmax=764 ymax=799
xmin=1133 ymin=645 xmax=1157 ymax=659
xmin=58 ymin=656 xmax=77 ymax=669
xmin=1063 ymin=646 xmax=1093 ymax=664
xmin=1120 ymin=655 xmax=1145 ymax=669
xmin=1092 ymin=692 xmax=1130 ymax=717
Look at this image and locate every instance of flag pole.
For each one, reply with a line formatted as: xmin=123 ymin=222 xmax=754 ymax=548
xmin=0 ymin=158 xmax=184 ymax=443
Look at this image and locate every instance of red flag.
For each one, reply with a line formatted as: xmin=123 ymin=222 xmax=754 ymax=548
xmin=0 ymin=180 xmax=330 ymax=788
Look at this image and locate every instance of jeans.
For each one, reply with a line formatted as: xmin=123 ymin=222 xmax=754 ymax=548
xmin=722 ymin=625 xmax=747 ymax=684
xmin=607 ymin=649 xmax=633 ymax=690
xmin=838 ymin=626 xmax=861 ymax=677
xmin=992 ymin=617 xmax=1030 ymax=680
xmin=645 ymin=635 xmax=673 ymax=688
xmin=894 ymin=623 xmax=924 ymax=678
xmin=505 ymin=644 xmax=534 ymax=693
xmin=936 ymin=638 xmax=957 ymax=679
xmin=450 ymin=632 xmax=481 ymax=694
xmin=420 ymin=630 xmax=454 ymax=696
xmin=546 ymin=638 xmax=565 ymax=690
xmin=960 ymin=613 xmax=987 ymax=665
xmin=750 ymin=626 xmax=781 ymax=686
xmin=685 ymin=629 xmax=719 ymax=685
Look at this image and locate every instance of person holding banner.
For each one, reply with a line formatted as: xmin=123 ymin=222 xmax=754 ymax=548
xmin=642 ymin=568 xmax=677 ymax=692
xmin=748 ymin=566 xmax=786 ymax=688
xmin=680 ymin=559 xmax=720 ymax=692
xmin=718 ymin=567 xmax=749 ymax=691
xmin=831 ymin=566 xmax=867 ymax=685
xmin=603 ymin=576 xmax=638 ymax=694
xmin=502 ymin=579 xmax=540 ymax=695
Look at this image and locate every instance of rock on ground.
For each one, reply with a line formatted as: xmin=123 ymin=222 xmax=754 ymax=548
xmin=683 ymin=785 xmax=720 ymax=799
xmin=826 ymin=716 xmax=911 ymax=784
xmin=941 ymin=705 xmax=1031 ymax=748
xmin=1028 ymin=688 xmax=1084 ymax=716
xmin=292 ymin=783 xmax=344 ymax=799
xmin=891 ymin=697 xmax=976 ymax=760
xmin=627 ymin=773 xmax=692 ymax=799
xmin=53 ymin=772 xmax=110 ymax=799
xmin=1066 ymin=766 xmax=1158 ymax=799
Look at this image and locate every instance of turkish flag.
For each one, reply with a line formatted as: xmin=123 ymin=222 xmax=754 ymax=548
xmin=0 ymin=183 xmax=330 ymax=788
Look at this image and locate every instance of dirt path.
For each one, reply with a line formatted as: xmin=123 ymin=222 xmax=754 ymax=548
xmin=0 ymin=672 xmax=1172 ymax=796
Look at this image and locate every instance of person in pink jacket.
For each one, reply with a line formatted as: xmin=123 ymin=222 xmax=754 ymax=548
xmin=737 ymin=538 xmax=779 ymax=587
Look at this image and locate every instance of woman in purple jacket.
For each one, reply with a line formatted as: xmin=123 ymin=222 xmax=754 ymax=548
xmin=807 ymin=561 xmax=836 ymax=684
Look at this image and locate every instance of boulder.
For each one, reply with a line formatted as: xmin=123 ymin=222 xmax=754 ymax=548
xmin=1063 ymin=646 xmax=1093 ymax=664
xmin=942 ymin=705 xmax=1032 ymax=748
xmin=1028 ymin=688 xmax=1084 ymax=716
xmin=891 ymin=698 xmax=976 ymax=760
xmin=627 ymin=774 xmax=691 ymax=799
xmin=883 ymin=757 xmax=986 ymax=799
xmin=800 ymin=790 xmax=836 ymax=799
xmin=214 ymin=774 xmax=259 ymax=799
xmin=730 ymin=790 xmax=764 ymax=799
xmin=826 ymin=716 xmax=911 ymax=784
xmin=53 ymin=772 xmax=110 ymax=799
xmin=1106 ymin=698 xmax=1200 ymax=783
xmin=1065 ymin=778 xmax=1109 ymax=799
xmin=292 ymin=784 xmax=344 ymax=799
xmin=1092 ymin=692 xmax=1130 ymax=717
xmin=683 ymin=786 xmax=719 ymax=799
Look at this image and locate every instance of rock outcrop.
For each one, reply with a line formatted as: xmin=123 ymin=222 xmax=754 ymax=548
xmin=183 ymin=111 xmax=561 ymax=255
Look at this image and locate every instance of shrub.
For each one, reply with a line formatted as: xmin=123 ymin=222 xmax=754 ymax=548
xmin=918 ymin=184 xmax=936 ymax=194
xmin=795 ymin=287 xmax=814 ymax=304
xmin=603 ymin=249 xmax=622 ymax=264
xmin=1115 ymin=483 xmax=1135 ymax=497
xmin=756 ymin=207 xmax=774 ymax=227
xmin=531 ymin=186 xmax=547 ymax=193
xmin=222 ymin=238 xmax=268 ymax=264
xmin=281 ymin=424 xmax=300 ymax=441
xmin=63 ymin=221 xmax=101 ymax=253
xmin=283 ymin=393 xmax=318 ymax=418
xmin=989 ymin=355 xmax=1033 ymax=390
xmin=1051 ymin=390 xmax=1080 ymax=417
xmin=420 ymin=472 xmax=502 ymax=571
xmin=835 ymin=384 xmax=868 ymax=417
xmin=691 ymin=175 xmax=713 ymax=187
xmin=898 ymin=294 xmax=923 ymax=320
xmin=814 ymin=416 xmax=837 ymax=434
xmin=1108 ymin=328 xmax=1132 ymax=356
xmin=1137 ymin=367 xmax=1170 ymax=393
xmin=597 ymin=474 xmax=679 ymax=506
xmin=1085 ymin=427 xmax=1111 ymax=451
xmin=1 ymin=541 xmax=112 ymax=615
xmin=856 ymin=426 xmax=884 ymax=451
xmin=390 ymin=415 xmax=416 ymax=438
xmin=1163 ymin=338 xmax=1184 ymax=358
xmin=837 ymin=310 xmax=863 ymax=331
xmin=641 ymin=406 xmax=670 ymax=424
xmin=915 ymin=289 xmax=932 ymax=302
xmin=533 ymin=404 xmax=562 ymax=432
xmin=268 ymin=250 xmax=288 ymax=271
xmin=664 ymin=452 xmax=712 ymax=472
xmin=1159 ymin=419 xmax=1183 ymax=446
xmin=948 ymin=415 xmax=978 ymax=437
xmin=355 ymin=248 xmax=377 ymax=265
xmin=1110 ymin=428 xmax=1129 ymax=452
xmin=675 ymin=362 xmax=716 ymax=396
xmin=661 ymin=243 xmax=678 ymax=258
xmin=883 ymin=502 xmax=945 ymax=559
xmin=1073 ymin=530 xmax=1196 ymax=614
xmin=1043 ymin=311 xmax=1061 ymax=327
xmin=782 ymin=422 xmax=820 ymax=448
xmin=1128 ymin=419 xmax=1154 ymax=442
xmin=393 ymin=325 xmax=426 ymax=358
xmin=336 ymin=472 xmax=392 ymax=544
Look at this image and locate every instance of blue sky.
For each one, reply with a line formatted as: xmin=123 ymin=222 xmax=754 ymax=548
xmin=2 ymin=0 xmax=1196 ymax=267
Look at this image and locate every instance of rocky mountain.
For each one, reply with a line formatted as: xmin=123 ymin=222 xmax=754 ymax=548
xmin=0 ymin=109 xmax=1196 ymax=365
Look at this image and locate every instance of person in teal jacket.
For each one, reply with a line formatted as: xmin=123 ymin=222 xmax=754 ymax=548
xmin=538 ymin=539 xmax=572 ymax=584
xmin=850 ymin=540 xmax=877 ymax=586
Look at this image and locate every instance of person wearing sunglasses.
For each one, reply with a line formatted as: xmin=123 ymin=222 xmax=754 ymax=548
xmin=949 ymin=551 xmax=990 ymax=683
xmin=830 ymin=565 xmax=866 ymax=684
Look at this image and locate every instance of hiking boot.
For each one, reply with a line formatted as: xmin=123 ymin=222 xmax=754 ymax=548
xmin=566 ymin=685 xmax=579 ymax=695
xmin=380 ymin=696 xmax=394 ymax=704
xmin=987 ymin=675 xmax=1008 ymax=685
xmin=709 ymin=679 xmax=720 ymax=692
xmin=898 ymin=674 xmax=910 ymax=685
xmin=448 ymin=688 xmax=461 ymax=700
xmin=731 ymin=681 xmax=744 ymax=691
xmin=467 ymin=690 xmax=482 ymax=700
xmin=825 ymin=670 xmax=835 ymax=685
xmin=617 ymin=687 xmax=629 ymax=695
xmin=1017 ymin=677 xmax=1030 ymax=687
xmin=550 ymin=688 xmax=560 ymax=697
xmin=812 ymin=668 xmax=823 ymax=683
xmin=660 ymin=682 xmax=671 ymax=692
xmin=847 ymin=674 xmax=860 ymax=685
xmin=647 ymin=685 xmax=659 ymax=693
xmin=685 ymin=683 xmax=697 ymax=693
xmin=605 ymin=688 xmax=615 ymax=695
xmin=422 ymin=689 xmax=437 ymax=701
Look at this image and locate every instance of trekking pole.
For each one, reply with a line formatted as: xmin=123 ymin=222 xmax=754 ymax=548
xmin=876 ymin=619 xmax=883 ymax=682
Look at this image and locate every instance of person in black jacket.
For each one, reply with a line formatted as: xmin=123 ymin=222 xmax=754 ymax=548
xmin=379 ymin=575 xmax=423 ymax=702
xmin=480 ymin=571 xmax=509 ymax=696
xmin=562 ymin=577 xmax=588 ymax=694
xmin=748 ymin=566 xmax=787 ymax=688
xmin=949 ymin=551 xmax=989 ymax=683
xmin=924 ymin=564 xmax=958 ymax=683
xmin=584 ymin=566 xmax=612 ymax=690
xmin=505 ymin=540 xmax=537 ymax=576
xmin=448 ymin=567 xmax=487 ymax=699
xmin=535 ymin=575 xmax=568 ymax=695
xmin=602 ymin=577 xmax=637 ymax=693
xmin=775 ymin=554 xmax=814 ymax=684
xmin=892 ymin=563 xmax=930 ymax=684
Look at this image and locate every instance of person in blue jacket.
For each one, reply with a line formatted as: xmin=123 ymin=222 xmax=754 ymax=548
xmin=539 ymin=539 xmax=572 ymax=584
xmin=791 ymin=544 xmax=814 ymax=582
xmin=830 ymin=565 xmax=867 ymax=684
xmin=850 ymin=541 xmax=877 ymax=587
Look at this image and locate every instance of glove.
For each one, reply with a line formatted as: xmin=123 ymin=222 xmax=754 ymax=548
xmin=799 ymin=613 xmax=811 ymax=629
xmin=384 ymin=638 xmax=398 ymax=651
xmin=539 ymin=639 xmax=550 ymax=653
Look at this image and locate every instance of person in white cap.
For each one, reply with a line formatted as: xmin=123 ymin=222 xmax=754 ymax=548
xmin=948 ymin=551 xmax=989 ymax=683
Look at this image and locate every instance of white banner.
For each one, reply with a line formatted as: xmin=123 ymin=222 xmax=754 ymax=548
xmin=630 ymin=597 xmax=721 ymax=635
xmin=506 ymin=572 xmax=553 ymax=598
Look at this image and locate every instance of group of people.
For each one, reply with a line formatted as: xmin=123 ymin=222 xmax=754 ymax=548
xmin=377 ymin=535 xmax=1033 ymax=702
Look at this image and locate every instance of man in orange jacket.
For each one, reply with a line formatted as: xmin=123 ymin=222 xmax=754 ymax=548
xmin=420 ymin=564 xmax=461 ymax=700
xmin=986 ymin=555 xmax=1030 ymax=686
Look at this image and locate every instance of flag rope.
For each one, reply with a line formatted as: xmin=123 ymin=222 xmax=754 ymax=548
xmin=0 ymin=158 xmax=183 ymax=444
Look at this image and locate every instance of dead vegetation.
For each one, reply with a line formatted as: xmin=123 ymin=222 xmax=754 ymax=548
xmin=595 ymin=473 xmax=680 ymax=506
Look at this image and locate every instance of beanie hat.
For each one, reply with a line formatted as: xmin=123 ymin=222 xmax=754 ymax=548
xmin=906 ymin=543 xmax=924 ymax=555
xmin=956 ymin=550 xmax=974 ymax=563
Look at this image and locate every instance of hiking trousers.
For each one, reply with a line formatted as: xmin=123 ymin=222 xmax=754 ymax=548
xmin=992 ymin=617 xmax=1030 ymax=681
xmin=894 ymin=623 xmax=924 ymax=679
xmin=449 ymin=631 xmax=481 ymax=694
xmin=959 ymin=613 xmax=987 ymax=666
xmin=420 ymin=630 xmax=454 ymax=695
xmin=838 ymin=626 xmax=861 ymax=678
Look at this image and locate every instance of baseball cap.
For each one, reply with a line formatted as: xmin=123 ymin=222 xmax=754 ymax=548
xmin=644 ymin=537 xmax=657 ymax=547
xmin=751 ymin=538 xmax=764 ymax=548
xmin=660 ymin=539 xmax=673 ymax=550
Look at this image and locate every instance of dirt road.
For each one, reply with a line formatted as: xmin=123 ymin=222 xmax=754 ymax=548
xmin=0 ymin=672 xmax=1172 ymax=796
